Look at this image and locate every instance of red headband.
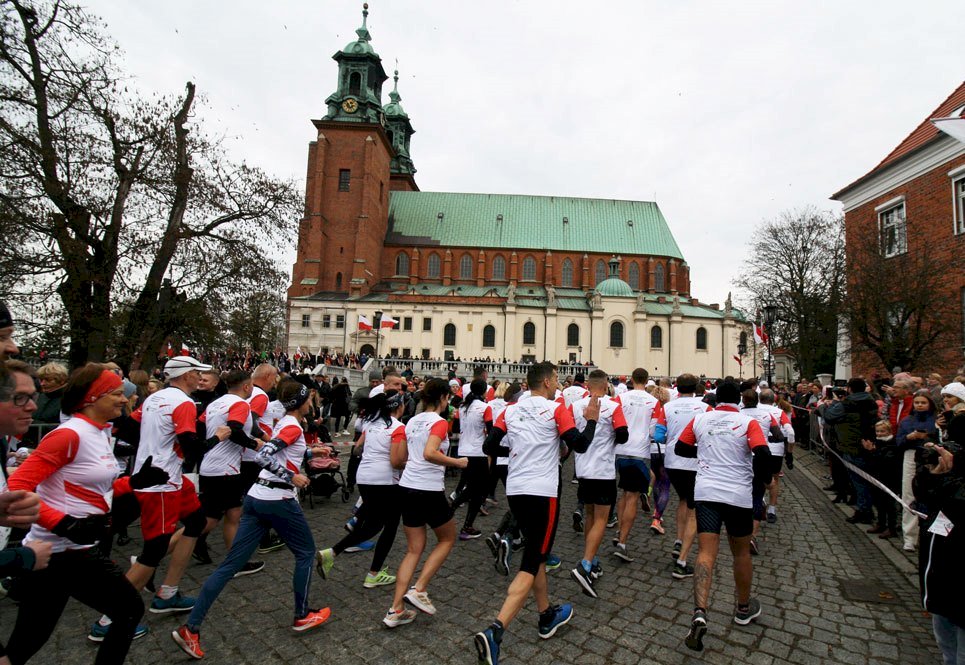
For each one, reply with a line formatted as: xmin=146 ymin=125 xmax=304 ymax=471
xmin=81 ymin=370 xmax=123 ymax=408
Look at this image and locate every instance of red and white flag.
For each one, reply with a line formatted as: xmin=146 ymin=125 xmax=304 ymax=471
xmin=753 ymin=323 xmax=768 ymax=346
xmin=733 ymin=355 xmax=743 ymax=366
xmin=294 ymin=346 xmax=303 ymax=360
xmin=358 ymin=315 xmax=373 ymax=331
xmin=180 ymin=343 xmax=190 ymax=356
xmin=380 ymin=316 xmax=398 ymax=329
xmin=166 ymin=342 xmax=175 ymax=358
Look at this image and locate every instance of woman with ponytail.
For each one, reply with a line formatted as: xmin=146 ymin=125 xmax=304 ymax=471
xmin=450 ymin=379 xmax=495 ymax=540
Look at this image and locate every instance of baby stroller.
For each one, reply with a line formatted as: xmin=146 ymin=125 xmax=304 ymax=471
xmin=303 ymin=444 xmax=351 ymax=506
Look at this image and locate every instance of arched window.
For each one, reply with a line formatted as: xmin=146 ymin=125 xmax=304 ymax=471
xmin=443 ymin=323 xmax=456 ymax=346
xmin=595 ymin=260 xmax=607 ymax=285
xmin=492 ymin=255 xmax=506 ymax=280
xmin=567 ymin=323 xmax=580 ymax=347
xmin=522 ymin=257 xmax=537 ymax=281
xmin=561 ymin=258 xmax=574 ymax=287
xmin=459 ymin=254 xmax=473 ymax=280
xmin=335 ymin=272 xmax=343 ymax=289
xmin=522 ymin=321 xmax=536 ymax=346
xmin=395 ymin=252 xmax=409 ymax=276
xmin=609 ymin=321 xmax=625 ymax=347
xmin=426 ymin=253 xmax=441 ymax=278
xmin=348 ymin=72 xmax=362 ymax=96
xmin=650 ymin=325 xmax=663 ymax=349
xmin=654 ymin=263 xmax=666 ymax=292
xmin=628 ymin=262 xmax=640 ymax=290
xmin=482 ymin=325 xmax=496 ymax=348
xmin=696 ymin=327 xmax=708 ymax=350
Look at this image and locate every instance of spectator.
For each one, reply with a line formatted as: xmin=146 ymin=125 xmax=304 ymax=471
xmin=863 ymin=420 xmax=900 ymax=539
xmin=824 ymin=378 xmax=879 ymax=525
xmin=888 ymin=379 xmax=915 ymax=432
xmin=927 ymin=374 xmax=945 ymax=408
xmin=938 ymin=382 xmax=965 ymax=446
xmin=329 ymin=378 xmax=352 ymax=435
xmin=33 ymin=362 xmax=68 ymax=425
xmin=0 ymin=301 xmax=17 ymax=361
xmin=128 ymin=369 xmax=151 ymax=408
xmin=896 ymin=391 xmax=939 ymax=551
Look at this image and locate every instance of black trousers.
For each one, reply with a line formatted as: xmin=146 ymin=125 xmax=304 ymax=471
xmin=333 ymin=484 xmax=402 ymax=573
xmin=7 ymin=547 xmax=143 ymax=665
xmin=451 ymin=457 xmax=490 ymax=529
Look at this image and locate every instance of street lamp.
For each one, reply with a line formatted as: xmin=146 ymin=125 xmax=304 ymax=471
xmin=762 ymin=305 xmax=778 ymax=386
xmin=737 ymin=339 xmax=747 ymax=379
xmin=373 ymin=310 xmax=383 ymax=361
xmin=578 ymin=345 xmax=583 ymax=364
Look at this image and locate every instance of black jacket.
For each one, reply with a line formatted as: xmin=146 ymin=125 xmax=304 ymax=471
xmin=824 ymin=392 xmax=879 ymax=456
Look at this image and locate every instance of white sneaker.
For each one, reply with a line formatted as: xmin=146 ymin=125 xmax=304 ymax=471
xmin=902 ymin=543 xmax=915 ymax=552
xmin=382 ymin=608 xmax=416 ymax=628
xmin=404 ymin=587 xmax=436 ymax=615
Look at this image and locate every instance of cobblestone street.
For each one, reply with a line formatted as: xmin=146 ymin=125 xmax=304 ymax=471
xmin=0 ymin=448 xmax=941 ymax=665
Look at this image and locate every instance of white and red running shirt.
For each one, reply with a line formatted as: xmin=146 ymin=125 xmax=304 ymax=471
xmin=614 ymin=389 xmax=664 ymax=459
xmin=572 ymin=395 xmax=627 ymax=480
xmin=248 ymin=414 xmax=305 ymax=501
xmin=561 ymin=385 xmax=590 ymax=408
xmin=356 ymin=417 xmax=406 ymax=486
xmin=740 ymin=405 xmax=790 ymax=457
xmin=488 ymin=398 xmax=510 ymax=467
xmin=662 ymin=396 xmax=712 ymax=472
xmin=200 ymin=394 xmax=252 ymax=477
xmin=132 ymin=386 xmax=197 ymax=492
xmin=496 ymin=395 xmax=577 ymax=497
xmin=454 ymin=399 xmax=493 ymax=458
xmin=461 ymin=383 xmax=495 ymax=402
xmin=759 ymin=404 xmax=794 ymax=455
xmin=245 ymin=386 xmax=273 ymax=463
xmin=677 ymin=404 xmax=767 ymax=509
xmin=9 ymin=415 xmax=123 ymax=552
xmin=399 ymin=412 xmax=450 ymax=492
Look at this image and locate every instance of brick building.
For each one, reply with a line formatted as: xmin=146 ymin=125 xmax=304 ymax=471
xmin=286 ymin=6 xmax=750 ymax=376
xmin=832 ymin=81 xmax=965 ymax=378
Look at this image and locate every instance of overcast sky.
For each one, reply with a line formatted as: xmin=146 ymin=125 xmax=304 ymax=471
xmin=86 ymin=0 xmax=962 ymax=307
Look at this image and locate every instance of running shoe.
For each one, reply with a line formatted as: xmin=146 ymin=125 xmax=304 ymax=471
xmin=364 ymin=568 xmax=396 ymax=588
xmin=570 ymin=564 xmax=597 ymax=598
xmin=511 ymin=538 xmax=524 ymax=552
xmin=171 ymin=625 xmax=203 ymax=659
xmin=766 ymin=511 xmax=777 ymax=524
xmin=257 ymin=534 xmax=285 ymax=554
xmin=345 ymin=540 xmax=375 ymax=553
xmin=315 ymin=548 xmax=335 ymax=579
xmin=404 ymin=587 xmax=437 ymax=614
xmin=685 ymin=610 xmax=707 ymax=651
xmin=292 ymin=607 xmax=332 ymax=632
xmin=612 ymin=542 xmax=634 ymax=562
xmin=192 ymin=541 xmax=212 ymax=565
xmin=640 ymin=493 xmax=652 ymax=513
xmin=383 ymin=607 xmax=416 ymax=628
xmin=649 ymin=518 xmax=665 ymax=535
xmin=734 ymin=598 xmax=762 ymax=625
xmin=672 ymin=562 xmax=695 ymax=579
xmin=672 ymin=540 xmax=682 ymax=560
xmin=544 ymin=553 xmax=561 ymax=571
xmin=150 ymin=592 xmax=196 ymax=614
xmin=606 ymin=514 xmax=619 ymax=528
xmin=479 ymin=505 xmax=491 ymax=517
xmin=749 ymin=537 xmax=759 ymax=556
xmin=460 ymin=526 xmax=482 ymax=540
xmin=484 ymin=497 xmax=498 ymax=507
xmin=474 ymin=627 xmax=500 ymax=665
xmin=538 ymin=603 xmax=573 ymax=639
xmin=344 ymin=516 xmax=357 ymax=533
xmin=233 ymin=561 xmax=265 ymax=578
xmin=485 ymin=532 xmax=500 ymax=557
xmin=590 ymin=562 xmax=603 ymax=579
xmin=89 ymin=621 xmax=149 ymax=642
xmin=572 ymin=511 xmax=584 ymax=533
xmin=495 ymin=537 xmax=512 ymax=576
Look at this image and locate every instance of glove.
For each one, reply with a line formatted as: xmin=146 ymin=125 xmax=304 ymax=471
xmin=51 ymin=514 xmax=111 ymax=545
xmin=785 ymin=452 xmax=794 ymax=470
xmin=129 ymin=456 xmax=170 ymax=490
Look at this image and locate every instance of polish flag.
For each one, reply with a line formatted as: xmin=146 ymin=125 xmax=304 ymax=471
xmin=358 ymin=315 xmax=373 ymax=331
xmin=294 ymin=346 xmax=303 ymax=360
xmin=180 ymin=343 xmax=190 ymax=356
xmin=753 ymin=323 xmax=768 ymax=346
xmin=380 ymin=316 xmax=398 ymax=329
xmin=733 ymin=355 xmax=743 ymax=366
xmin=166 ymin=342 xmax=175 ymax=358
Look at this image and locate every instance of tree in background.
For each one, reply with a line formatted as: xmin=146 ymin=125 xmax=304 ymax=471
xmin=734 ymin=208 xmax=846 ymax=379
xmin=0 ymin=0 xmax=299 ymax=369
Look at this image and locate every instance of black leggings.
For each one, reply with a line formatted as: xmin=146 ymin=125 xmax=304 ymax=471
xmin=488 ymin=464 xmax=508 ymax=497
xmin=451 ymin=457 xmax=490 ymax=528
xmin=7 ymin=547 xmax=143 ymax=665
xmin=331 ymin=413 xmax=349 ymax=432
xmin=333 ymin=484 xmax=402 ymax=573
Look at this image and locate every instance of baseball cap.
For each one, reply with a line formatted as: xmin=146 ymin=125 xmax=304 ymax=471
xmin=163 ymin=355 xmax=212 ymax=379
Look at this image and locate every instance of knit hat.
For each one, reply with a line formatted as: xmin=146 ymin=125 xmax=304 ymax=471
xmin=941 ymin=382 xmax=965 ymax=403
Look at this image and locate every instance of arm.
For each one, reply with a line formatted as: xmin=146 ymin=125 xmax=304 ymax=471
xmin=747 ymin=420 xmax=774 ymax=486
xmin=483 ymin=412 xmax=508 ymax=458
xmin=8 ymin=428 xmax=79 ymax=530
xmin=823 ymin=400 xmax=846 ymax=425
xmin=612 ymin=403 xmax=629 ymax=445
xmin=674 ymin=417 xmax=698 ymax=459
xmin=484 ymin=405 xmax=494 ymax=436
xmin=424 ymin=420 xmax=466 ymax=468
xmin=253 ymin=424 xmax=302 ymax=481
xmin=389 ymin=426 xmax=408 ymax=469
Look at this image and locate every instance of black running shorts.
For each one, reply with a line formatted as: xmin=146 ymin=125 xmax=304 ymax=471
xmin=577 ymin=478 xmax=617 ymax=506
xmin=616 ymin=457 xmax=650 ymax=494
xmin=770 ymin=456 xmax=784 ymax=476
xmin=400 ymin=488 xmax=452 ymax=529
xmin=695 ymin=501 xmax=753 ymax=538
xmin=508 ymin=494 xmax=559 ymax=575
xmin=667 ymin=468 xmax=697 ymax=509
xmin=199 ymin=474 xmax=245 ymax=519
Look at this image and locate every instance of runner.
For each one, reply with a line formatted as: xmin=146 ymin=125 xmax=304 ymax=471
xmin=570 ymin=370 xmax=628 ymax=597
xmin=462 ymin=367 xmax=496 ymax=402
xmin=172 ymin=380 xmax=332 ymax=659
xmin=756 ymin=389 xmax=793 ymax=524
xmin=739 ymin=389 xmax=788 ymax=553
xmin=383 ymin=378 xmax=467 ymax=628
xmin=474 ymin=361 xmax=600 ymax=665
xmin=316 ymin=390 xmax=406 ymax=589
xmin=675 ymin=381 xmax=772 ymax=651
xmin=450 ymin=379 xmax=494 ymax=540
xmin=662 ymin=373 xmax=711 ymax=579
xmin=611 ymin=368 xmax=664 ymax=563
xmin=245 ymin=364 xmax=285 ymax=555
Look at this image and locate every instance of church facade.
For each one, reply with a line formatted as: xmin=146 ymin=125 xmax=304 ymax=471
xmin=286 ymin=6 xmax=750 ymax=378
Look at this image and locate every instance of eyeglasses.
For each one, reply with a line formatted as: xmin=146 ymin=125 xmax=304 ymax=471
xmin=9 ymin=392 xmax=38 ymax=407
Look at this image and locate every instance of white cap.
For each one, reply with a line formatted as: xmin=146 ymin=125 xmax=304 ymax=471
xmin=940 ymin=382 xmax=965 ymax=403
xmin=449 ymin=379 xmax=460 ymax=388
xmin=163 ymin=355 xmax=213 ymax=379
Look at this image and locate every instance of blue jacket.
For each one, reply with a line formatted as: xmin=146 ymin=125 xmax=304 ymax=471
xmin=896 ymin=411 xmax=938 ymax=452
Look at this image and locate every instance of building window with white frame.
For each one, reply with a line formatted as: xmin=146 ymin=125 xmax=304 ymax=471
xmin=879 ymin=201 xmax=907 ymax=257
xmin=322 ymin=314 xmax=331 ymax=329
xmin=301 ymin=313 xmax=310 ymax=328
xmin=955 ymin=177 xmax=965 ymax=235
xmin=335 ymin=315 xmax=345 ymax=329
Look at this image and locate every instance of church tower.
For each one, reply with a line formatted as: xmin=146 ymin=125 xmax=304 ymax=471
xmin=383 ymin=69 xmax=418 ymax=192
xmin=289 ymin=4 xmax=414 ymax=299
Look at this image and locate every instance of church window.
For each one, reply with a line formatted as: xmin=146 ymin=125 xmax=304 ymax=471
xmin=561 ymin=258 xmax=574 ymax=287
xmin=609 ymin=321 xmax=624 ymax=348
xmin=696 ymin=327 xmax=708 ymax=350
xmin=628 ymin=262 xmax=640 ymax=290
xmin=482 ymin=325 xmax=496 ymax=348
xmin=654 ymin=263 xmax=666 ymax=292
xmin=338 ymin=169 xmax=351 ymax=192
xmin=650 ymin=325 xmax=663 ymax=349
xmin=567 ymin=323 xmax=580 ymax=347
xmin=595 ymin=260 xmax=607 ymax=285
xmin=348 ymin=72 xmax=362 ymax=96
xmin=492 ymin=255 xmax=506 ymax=280
xmin=460 ymin=254 xmax=473 ymax=279
xmin=522 ymin=257 xmax=537 ymax=281
xmin=395 ymin=252 xmax=409 ymax=276
xmin=427 ymin=253 xmax=441 ymax=278
xmin=335 ymin=272 xmax=343 ymax=289
xmin=444 ymin=323 xmax=457 ymax=346
xmin=522 ymin=322 xmax=536 ymax=346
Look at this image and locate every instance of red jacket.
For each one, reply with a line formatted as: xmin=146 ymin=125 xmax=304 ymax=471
xmin=888 ymin=395 xmax=913 ymax=432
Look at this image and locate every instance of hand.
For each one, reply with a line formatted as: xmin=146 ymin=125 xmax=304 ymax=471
xmin=292 ymin=473 xmax=310 ymax=489
xmin=583 ymin=395 xmax=601 ymax=422
xmin=25 ymin=541 xmax=52 ymax=570
xmin=0 ymin=491 xmax=40 ymax=528
xmin=860 ymin=439 xmax=875 ymax=451
xmin=215 ymin=425 xmax=231 ymax=441
xmin=129 ymin=456 xmax=170 ymax=490
xmin=454 ymin=457 xmax=469 ymax=469
xmin=936 ymin=415 xmax=947 ymax=429
xmin=907 ymin=431 xmax=924 ymax=441
xmin=926 ymin=443 xmax=955 ymax=475
xmin=51 ymin=514 xmax=111 ymax=545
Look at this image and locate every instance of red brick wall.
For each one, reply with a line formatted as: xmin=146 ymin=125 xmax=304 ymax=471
xmin=844 ymin=153 xmax=965 ymax=377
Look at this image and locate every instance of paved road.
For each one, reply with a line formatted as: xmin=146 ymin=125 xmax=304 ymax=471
xmin=0 ymin=449 xmax=942 ymax=664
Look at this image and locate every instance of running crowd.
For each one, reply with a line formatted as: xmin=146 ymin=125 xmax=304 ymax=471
xmin=0 ymin=299 xmax=962 ymax=664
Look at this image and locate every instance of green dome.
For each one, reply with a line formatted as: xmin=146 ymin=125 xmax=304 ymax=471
xmin=343 ymin=39 xmax=376 ymax=56
xmin=595 ymin=277 xmax=634 ymax=297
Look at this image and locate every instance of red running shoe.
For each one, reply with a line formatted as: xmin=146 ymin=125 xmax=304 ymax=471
xmin=171 ymin=625 xmax=204 ymax=660
xmin=292 ymin=607 xmax=332 ymax=632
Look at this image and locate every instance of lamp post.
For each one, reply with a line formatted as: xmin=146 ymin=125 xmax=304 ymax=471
xmin=762 ymin=305 xmax=778 ymax=386
xmin=373 ymin=310 xmax=383 ymax=362
xmin=737 ymin=340 xmax=747 ymax=379
xmin=578 ymin=345 xmax=583 ymax=364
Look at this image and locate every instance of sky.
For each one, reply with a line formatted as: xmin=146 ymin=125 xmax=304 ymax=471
xmin=85 ymin=0 xmax=963 ymax=307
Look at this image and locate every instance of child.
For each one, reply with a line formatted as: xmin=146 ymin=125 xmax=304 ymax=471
xmin=863 ymin=420 xmax=900 ymax=538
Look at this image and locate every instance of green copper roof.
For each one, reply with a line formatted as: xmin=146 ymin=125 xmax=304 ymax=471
xmin=342 ymin=4 xmax=377 ymax=56
xmin=595 ymin=277 xmax=634 ymax=297
xmin=386 ymin=192 xmax=685 ymax=259
xmin=384 ymin=70 xmax=407 ymax=118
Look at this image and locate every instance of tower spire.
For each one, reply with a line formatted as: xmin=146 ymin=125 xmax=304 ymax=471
xmin=389 ymin=65 xmax=401 ymax=103
xmin=356 ymin=3 xmax=371 ymax=42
